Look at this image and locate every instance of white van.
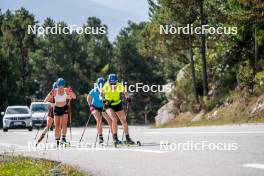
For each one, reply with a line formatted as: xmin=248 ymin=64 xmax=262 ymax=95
xmin=30 ymin=102 xmax=50 ymax=128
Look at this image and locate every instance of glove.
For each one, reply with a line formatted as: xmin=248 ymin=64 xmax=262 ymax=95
xmin=126 ymin=97 xmax=131 ymax=102
xmin=49 ymin=89 xmax=55 ymax=96
xmin=66 ymin=87 xmax=73 ymax=94
xmin=89 ymin=105 xmax=95 ymax=113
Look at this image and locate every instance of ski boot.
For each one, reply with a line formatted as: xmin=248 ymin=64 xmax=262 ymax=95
xmin=113 ymin=139 xmax=123 ymax=147
xmin=61 ymin=138 xmax=71 ymax=147
xmin=99 ymin=137 xmax=104 ymax=145
xmin=124 ymin=137 xmax=136 ymax=146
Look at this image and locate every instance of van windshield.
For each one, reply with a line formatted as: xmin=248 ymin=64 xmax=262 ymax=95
xmin=31 ymin=104 xmax=49 ymax=113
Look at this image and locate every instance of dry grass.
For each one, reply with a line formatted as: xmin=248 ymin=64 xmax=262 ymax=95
xmin=0 ymin=154 xmax=89 ymax=176
xmin=156 ymin=91 xmax=264 ymax=128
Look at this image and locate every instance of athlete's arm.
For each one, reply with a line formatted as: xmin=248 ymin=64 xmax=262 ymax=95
xmin=44 ymin=94 xmax=51 ymax=103
xmin=87 ymin=95 xmax=92 ymax=106
xmin=70 ymin=91 xmax=76 ymax=99
xmin=122 ymin=85 xmax=129 ymax=99
xmin=66 ymin=87 xmax=76 ymax=100
xmin=44 ymin=89 xmax=55 ymax=102
xmin=123 ymin=91 xmax=129 ymax=99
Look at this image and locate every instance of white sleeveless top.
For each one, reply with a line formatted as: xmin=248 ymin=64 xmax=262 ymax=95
xmin=54 ymin=88 xmax=67 ymax=102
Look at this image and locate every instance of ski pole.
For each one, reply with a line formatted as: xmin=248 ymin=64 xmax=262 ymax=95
xmin=122 ymin=101 xmax=129 ymax=141
xmin=95 ymin=133 xmax=98 ymax=147
xmin=106 ymin=128 xmax=110 ymax=146
xmin=68 ymin=99 xmax=72 ymax=141
xmin=79 ymin=113 xmax=92 ymax=143
xmin=34 ymin=107 xmax=49 ymax=141
xmin=44 ymin=122 xmax=50 ymax=151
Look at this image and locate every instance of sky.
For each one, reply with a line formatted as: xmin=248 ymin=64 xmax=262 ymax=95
xmin=0 ymin=0 xmax=150 ymax=42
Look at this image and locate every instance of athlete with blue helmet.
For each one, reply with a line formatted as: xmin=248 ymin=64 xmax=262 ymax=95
xmin=36 ymin=81 xmax=57 ymax=146
xmin=87 ymin=77 xmax=113 ymax=144
xmin=101 ymin=73 xmax=135 ymax=145
xmin=44 ymin=78 xmax=76 ymax=146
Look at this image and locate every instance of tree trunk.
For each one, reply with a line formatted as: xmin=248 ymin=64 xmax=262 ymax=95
xmin=189 ymin=33 xmax=199 ymax=104
xmin=200 ymin=0 xmax=208 ymax=97
xmin=254 ymin=27 xmax=259 ymax=72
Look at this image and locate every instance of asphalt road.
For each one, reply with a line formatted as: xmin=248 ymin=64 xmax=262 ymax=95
xmin=1 ymin=124 xmax=264 ymax=176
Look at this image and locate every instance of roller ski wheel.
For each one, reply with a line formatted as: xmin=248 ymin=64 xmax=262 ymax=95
xmin=123 ymin=140 xmax=141 ymax=147
xmin=98 ymin=142 xmax=104 ymax=147
xmin=124 ymin=138 xmax=135 ymax=146
xmin=94 ymin=142 xmax=104 ymax=148
xmin=60 ymin=140 xmax=71 ymax=147
xmin=113 ymin=140 xmax=123 ymax=148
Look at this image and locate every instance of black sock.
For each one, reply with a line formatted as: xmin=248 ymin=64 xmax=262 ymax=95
xmin=113 ymin=133 xmax=118 ymax=140
xmin=99 ymin=134 xmax=103 ymax=139
xmin=56 ymin=138 xmax=60 ymax=143
xmin=62 ymin=135 xmax=66 ymax=140
xmin=125 ymin=134 xmax=130 ymax=140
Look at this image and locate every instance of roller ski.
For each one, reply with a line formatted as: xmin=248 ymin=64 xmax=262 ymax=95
xmin=123 ymin=138 xmax=141 ymax=147
xmin=94 ymin=136 xmax=105 ymax=147
xmin=60 ymin=138 xmax=71 ymax=147
xmin=113 ymin=139 xmax=123 ymax=148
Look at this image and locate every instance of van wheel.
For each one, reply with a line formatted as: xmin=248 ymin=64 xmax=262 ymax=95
xmin=28 ymin=127 xmax=33 ymax=131
xmin=3 ymin=128 xmax=8 ymax=132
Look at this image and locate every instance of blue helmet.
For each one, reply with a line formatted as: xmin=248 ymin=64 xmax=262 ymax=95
xmin=57 ymin=78 xmax=65 ymax=88
xmin=52 ymin=82 xmax=58 ymax=89
xmin=108 ymin=74 xmax=118 ymax=85
xmin=96 ymin=77 xmax=105 ymax=88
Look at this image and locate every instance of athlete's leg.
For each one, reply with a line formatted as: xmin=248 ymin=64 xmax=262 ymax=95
xmin=44 ymin=116 xmax=54 ymax=133
xmin=54 ymin=116 xmax=62 ymax=141
xmin=116 ymin=110 xmax=134 ymax=144
xmin=116 ymin=110 xmax=129 ymax=135
xmin=105 ymin=108 xmax=118 ymax=134
xmin=105 ymin=108 xmax=120 ymax=142
xmin=92 ymin=110 xmax=103 ymax=135
xmin=102 ymin=112 xmax=113 ymax=134
xmin=37 ymin=116 xmax=53 ymax=143
xmin=61 ymin=114 xmax=68 ymax=140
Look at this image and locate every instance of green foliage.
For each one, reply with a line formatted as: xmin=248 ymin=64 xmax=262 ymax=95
xmin=0 ymin=8 xmax=167 ymax=126
xmin=237 ymin=61 xmax=255 ymax=93
xmin=0 ymin=155 xmax=86 ymax=176
xmin=112 ymin=22 xmax=166 ymax=123
xmin=1 ymin=0 xmax=264 ymax=126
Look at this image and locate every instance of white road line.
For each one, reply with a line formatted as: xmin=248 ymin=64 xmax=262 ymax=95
xmin=0 ymin=143 xmax=167 ymax=154
xmin=7 ymin=148 xmax=168 ymax=154
xmin=145 ymin=131 xmax=264 ymax=135
xmin=0 ymin=142 xmax=27 ymax=150
xmin=243 ymin=163 xmax=264 ymax=170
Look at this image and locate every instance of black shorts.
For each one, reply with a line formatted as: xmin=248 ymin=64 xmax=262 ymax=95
xmin=48 ymin=106 xmax=54 ymax=118
xmin=94 ymin=106 xmax=103 ymax=112
xmin=54 ymin=105 xmax=68 ymax=116
xmin=106 ymin=102 xmax=123 ymax=112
